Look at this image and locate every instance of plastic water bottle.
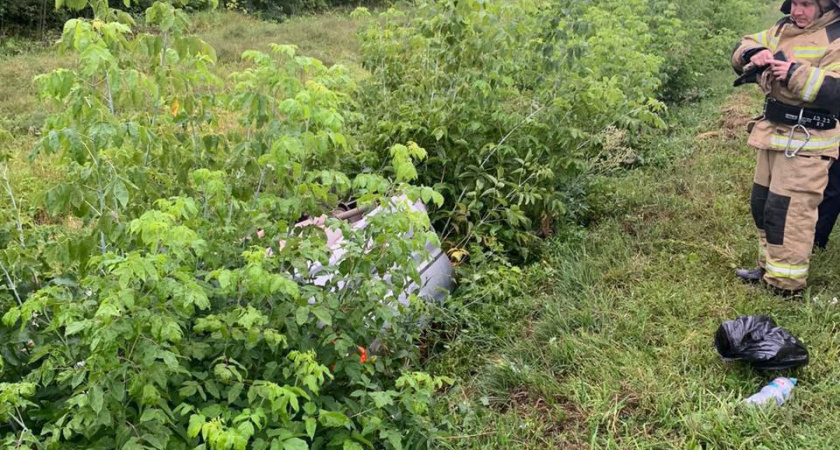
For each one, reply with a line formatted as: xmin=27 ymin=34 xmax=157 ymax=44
xmin=745 ymin=377 xmax=797 ymax=406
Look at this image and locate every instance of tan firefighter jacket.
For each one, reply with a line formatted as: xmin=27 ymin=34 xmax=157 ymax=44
xmin=732 ymin=8 xmax=840 ymax=157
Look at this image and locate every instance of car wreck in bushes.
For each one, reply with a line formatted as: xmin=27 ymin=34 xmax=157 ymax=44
xmin=269 ymin=195 xmax=456 ymax=347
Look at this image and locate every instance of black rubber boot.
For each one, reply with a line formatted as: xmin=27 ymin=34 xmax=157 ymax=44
xmin=735 ymin=267 xmax=766 ymax=283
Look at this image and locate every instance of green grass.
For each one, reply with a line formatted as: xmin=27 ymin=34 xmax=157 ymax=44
xmin=430 ymin=67 xmax=840 ymax=449
xmin=0 ymin=46 xmax=71 ymax=202
xmin=192 ymin=9 xmax=370 ymax=77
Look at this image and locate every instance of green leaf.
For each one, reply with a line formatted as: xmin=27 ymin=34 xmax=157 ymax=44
xmin=2 ymin=307 xmax=20 ymax=327
xmin=140 ymin=409 xmax=167 ymax=424
xmin=343 ymin=441 xmax=363 ymax=450
xmin=228 ymin=382 xmax=244 ymax=404
xmin=187 ymin=414 xmax=205 ymax=438
xmin=113 ymin=179 xmax=129 ymax=208
xmin=305 ymin=417 xmax=316 ymax=439
xmin=218 ymin=270 xmax=233 ymax=291
xmin=295 ymin=306 xmax=310 ymax=325
xmin=319 ymin=411 xmax=350 ymax=428
xmin=282 ymin=438 xmax=308 ymax=450
xmin=238 ymin=420 xmax=255 ymax=437
xmin=121 ymin=437 xmax=144 ymax=450
xmin=303 ymin=402 xmax=317 ymax=415
xmin=311 ymin=306 xmax=332 ymax=327
xmin=89 ymin=385 xmax=104 ymax=414
xmin=381 ymin=430 xmax=403 ymax=450
xmin=369 ymin=391 xmax=395 ymax=408
xmin=205 ymin=380 xmax=221 ymax=399
xmin=142 ymin=433 xmax=167 ymax=450
xmin=65 ymin=320 xmax=89 ymax=336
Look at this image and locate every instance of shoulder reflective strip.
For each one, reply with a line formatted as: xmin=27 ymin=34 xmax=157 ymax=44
xmin=803 ymin=68 xmax=827 ymax=101
xmin=769 ymin=36 xmax=780 ymax=50
xmin=752 ymin=31 xmax=769 ymax=47
xmin=769 ymin=133 xmax=840 ymax=150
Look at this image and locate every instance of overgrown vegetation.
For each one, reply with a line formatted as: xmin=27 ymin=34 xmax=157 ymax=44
xmin=1 ymin=1 xmax=449 ymax=448
xmin=5 ymin=0 xmax=832 ymax=448
xmin=355 ymin=0 xmax=758 ymax=258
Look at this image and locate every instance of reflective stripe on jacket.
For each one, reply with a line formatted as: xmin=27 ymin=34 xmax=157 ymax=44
xmin=732 ymin=10 xmax=840 ymax=157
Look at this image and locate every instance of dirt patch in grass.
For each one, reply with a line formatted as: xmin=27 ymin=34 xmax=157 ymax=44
xmin=503 ymin=387 xmax=590 ymax=445
xmin=718 ymin=90 xmax=760 ymax=138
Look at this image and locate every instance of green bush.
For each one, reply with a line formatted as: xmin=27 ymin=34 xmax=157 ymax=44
xmin=355 ymin=0 xmax=754 ymax=257
xmin=0 ymin=2 xmax=450 ymax=449
xmin=641 ymin=0 xmax=757 ymax=101
xmin=356 ymin=0 xmax=668 ymax=258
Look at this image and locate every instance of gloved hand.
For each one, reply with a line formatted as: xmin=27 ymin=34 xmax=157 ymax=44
xmin=734 ymin=51 xmax=788 ymax=88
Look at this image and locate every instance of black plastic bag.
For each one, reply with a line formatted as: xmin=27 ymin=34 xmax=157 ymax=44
xmin=715 ymin=315 xmax=809 ymax=370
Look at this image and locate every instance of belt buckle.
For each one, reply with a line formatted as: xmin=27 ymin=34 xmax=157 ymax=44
xmin=785 ymin=108 xmax=811 ymax=158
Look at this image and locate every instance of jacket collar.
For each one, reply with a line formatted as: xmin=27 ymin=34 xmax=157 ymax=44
xmin=780 ymin=8 xmax=840 ymax=34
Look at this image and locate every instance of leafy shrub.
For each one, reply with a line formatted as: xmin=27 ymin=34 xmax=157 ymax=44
xmin=633 ymin=0 xmax=756 ymax=100
xmin=355 ymin=0 xmax=754 ymax=257
xmin=0 ymin=1 xmax=450 ymax=449
xmin=355 ymin=0 xmax=668 ymax=258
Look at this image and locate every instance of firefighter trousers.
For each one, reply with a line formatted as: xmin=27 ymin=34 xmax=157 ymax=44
xmin=751 ymin=149 xmax=833 ymax=291
xmin=815 ymin=158 xmax=840 ymax=248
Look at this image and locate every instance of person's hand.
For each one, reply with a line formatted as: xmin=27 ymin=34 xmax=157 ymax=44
xmin=769 ymin=59 xmax=794 ymax=82
xmin=750 ymin=49 xmax=774 ymax=67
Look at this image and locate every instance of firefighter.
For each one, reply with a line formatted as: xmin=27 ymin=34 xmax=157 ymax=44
xmin=815 ymin=160 xmax=840 ymax=248
xmin=732 ymin=0 xmax=840 ymax=295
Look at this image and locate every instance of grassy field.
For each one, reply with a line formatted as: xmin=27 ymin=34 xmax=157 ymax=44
xmin=4 ymin=5 xmax=840 ymax=449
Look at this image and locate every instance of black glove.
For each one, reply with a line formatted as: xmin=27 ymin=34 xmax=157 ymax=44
xmin=734 ymin=51 xmax=787 ymax=87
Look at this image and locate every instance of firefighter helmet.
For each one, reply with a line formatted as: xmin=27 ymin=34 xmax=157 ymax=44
xmin=781 ymin=0 xmax=840 ymax=14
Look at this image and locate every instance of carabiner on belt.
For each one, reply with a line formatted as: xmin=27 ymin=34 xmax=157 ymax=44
xmin=785 ymin=108 xmax=811 ymax=158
